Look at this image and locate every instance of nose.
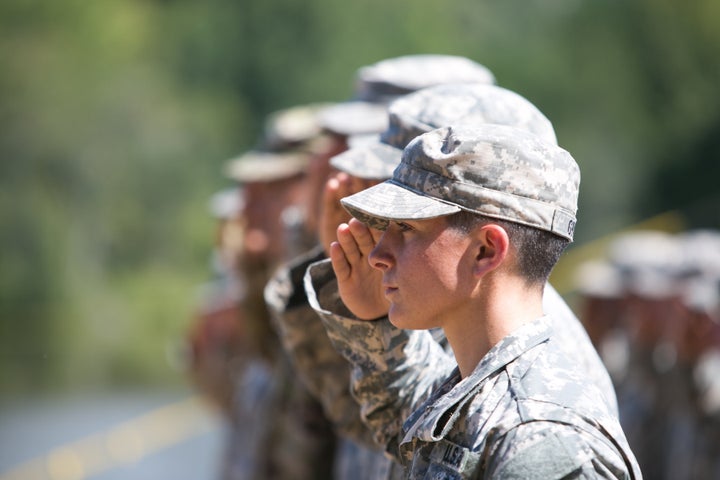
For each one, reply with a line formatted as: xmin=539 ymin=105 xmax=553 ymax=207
xmin=368 ymin=230 xmax=392 ymax=272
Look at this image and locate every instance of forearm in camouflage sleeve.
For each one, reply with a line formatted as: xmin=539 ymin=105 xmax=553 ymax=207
xmin=265 ymin=249 xmax=377 ymax=447
xmin=304 ymin=259 xmax=455 ymax=455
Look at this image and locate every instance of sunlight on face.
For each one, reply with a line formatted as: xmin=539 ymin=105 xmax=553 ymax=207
xmin=369 ymin=217 xmax=478 ymax=330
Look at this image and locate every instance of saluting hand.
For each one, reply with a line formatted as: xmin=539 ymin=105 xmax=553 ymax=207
xmin=319 ymin=172 xmax=378 ymax=256
xmin=329 ymin=218 xmax=389 ymax=320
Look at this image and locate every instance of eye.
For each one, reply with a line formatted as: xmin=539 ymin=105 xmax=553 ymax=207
xmin=395 ymin=221 xmax=413 ymax=232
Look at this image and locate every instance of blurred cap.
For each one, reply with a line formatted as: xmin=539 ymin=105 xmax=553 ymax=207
xmin=319 ymin=54 xmax=496 ymax=137
xmin=331 ymin=83 xmax=557 ymax=180
xmin=607 ymin=230 xmax=685 ymax=299
xmin=682 ymin=275 xmax=720 ymax=318
xmin=262 ymin=103 xmax=332 ymax=151
xmin=355 ymin=54 xmax=496 ymax=102
xmin=574 ymin=260 xmax=624 ymax=298
xmin=677 ymin=230 xmax=720 ymax=316
xmin=224 ymin=150 xmax=310 ymax=183
xmin=317 ymin=101 xmax=389 ymax=137
xmin=341 ymin=124 xmax=579 ymax=240
xmin=679 ymin=229 xmax=720 ymax=277
xmin=224 ymin=103 xmax=330 ymax=183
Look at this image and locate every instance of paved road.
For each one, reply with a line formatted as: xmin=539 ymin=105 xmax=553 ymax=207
xmin=0 ymin=388 xmax=225 ymax=480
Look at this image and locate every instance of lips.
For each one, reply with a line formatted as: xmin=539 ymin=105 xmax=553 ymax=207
xmin=382 ymin=278 xmax=398 ymax=298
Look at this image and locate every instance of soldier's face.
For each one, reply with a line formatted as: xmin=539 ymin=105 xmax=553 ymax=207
xmin=368 ymin=216 xmax=477 ymax=330
xmin=242 ymin=175 xmax=306 ymax=263
xmin=305 ymin=134 xmax=348 ymax=231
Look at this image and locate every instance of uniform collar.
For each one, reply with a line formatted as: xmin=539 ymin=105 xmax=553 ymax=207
xmin=402 ymin=316 xmax=553 ymax=444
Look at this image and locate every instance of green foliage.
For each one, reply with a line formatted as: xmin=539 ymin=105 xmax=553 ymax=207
xmin=1 ymin=0 xmax=718 ymax=394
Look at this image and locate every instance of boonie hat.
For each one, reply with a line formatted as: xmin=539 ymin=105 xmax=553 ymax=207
xmin=331 ymin=83 xmax=557 ymax=179
xmin=341 ymin=124 xmax=580 ymax=240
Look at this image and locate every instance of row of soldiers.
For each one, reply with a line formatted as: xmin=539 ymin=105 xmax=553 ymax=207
xmin=187 ymin=54 xmax=512 ymax=479
xmin=574 ymin=229 xmax=720 ymax=479
xmin=182 ymin=53 xmax=713 ymax=479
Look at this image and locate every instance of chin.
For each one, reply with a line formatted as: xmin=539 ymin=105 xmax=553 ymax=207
xmin=388 ymin=309 xmax=426 ymax=330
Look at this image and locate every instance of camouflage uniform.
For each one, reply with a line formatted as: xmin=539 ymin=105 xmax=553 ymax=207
xmin=265 ymin=247 xmax=403 ymax=479
xmin=265 ymin=57 xmax=501 ymax=479
xmin=306 ymin=292 xmax=640 ymax=478
xmin=305 ymin=125 xmax=641 ymax=478
xmin=331 ymin=83 xmax=619 ymax=415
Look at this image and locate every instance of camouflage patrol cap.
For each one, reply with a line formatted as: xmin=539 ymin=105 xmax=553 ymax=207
xmin=354 ymin=54 xmax=496 ymax=102
xmin=331 ymin=83 xmax=557 ymax=180
xmin=224 ymin=103 xmax=329 ymax=183
xmin=262 ymin=103 xmax=332 ymax=151
xmin=574 ymin=260 xmax=624 ymax=299
xmin=320 ymin=55 xmax=495 ymax=137
xmin=341 ymin=124 xmax=580 ymax=240
xmin=224 ymin=150 xmax=309 ymax=183
xmin=317 ymin=101 xmax=389 ymax=137
xmin=607 ymin=231 xmax=685 ymax=299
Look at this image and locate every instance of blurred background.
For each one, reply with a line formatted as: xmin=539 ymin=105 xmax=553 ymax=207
xmin=1 ymin=0 xmax=719 ymax=478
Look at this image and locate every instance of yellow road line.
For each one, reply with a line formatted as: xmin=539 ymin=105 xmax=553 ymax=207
xmin=0 ymin=395 xmax=219 ymax=480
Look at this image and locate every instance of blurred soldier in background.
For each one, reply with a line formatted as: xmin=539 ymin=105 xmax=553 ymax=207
xmin=574 ymin=228 xmax=720 ymax=480
xmin=677 ymin=230 xmax=720 ymax=479
xmin=190 ymin=103 xmax=344 ymax=480
xmin=187 ymin=187 xmax=246 ymax=415
xmin=573 ymin=259 xmax=631 ymax=382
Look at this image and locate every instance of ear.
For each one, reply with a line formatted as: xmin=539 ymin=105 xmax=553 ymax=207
xmin=471 ymin=224 xmax=510 ymax=278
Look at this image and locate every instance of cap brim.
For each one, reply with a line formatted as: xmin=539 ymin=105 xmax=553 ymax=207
xmin=318 ymin=101 xmax=388 ymax=136
xmin=340 ymin=180 xmax=460 ymax=230
xmin=224 ymin=151 xmax=308 ymax=183
xmin=330 ymin=142 xmax=401 ymax=180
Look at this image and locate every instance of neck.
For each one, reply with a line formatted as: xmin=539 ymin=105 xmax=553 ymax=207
xmin=444 ymin=276 xmax=545 ymax=378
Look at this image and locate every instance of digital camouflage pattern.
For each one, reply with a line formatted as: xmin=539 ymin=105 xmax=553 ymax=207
xmin=304 ymin=257 xmax=618 ymax=419
xmin=341 ymin=124 xmax=579 ymax=240
xmin=319 ymin=54 xmax=495 ymax=137
xmin=304 ymin=261 xmax=642 ymax=479
xmin=264 ymin=247 xmax=404 ymax=479
xmin=264 ymin=247 xmax=377 ymax=446
xmin=355 ymin=55 xmax=496 ymax=103
xmin=331 ymin=83 xmax=557 ymax=180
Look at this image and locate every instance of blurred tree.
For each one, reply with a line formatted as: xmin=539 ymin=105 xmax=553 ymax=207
xmin=1 ymin=0 xmax=718 ymax=394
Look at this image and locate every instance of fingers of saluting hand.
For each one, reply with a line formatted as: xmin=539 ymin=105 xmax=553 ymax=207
xmin=336 ymin=221 xmax=363 ymax=265
xmin=347 ymin=218 xmax=377 ymax=257
xmin=329 ymin=239 xmax=351 ymax=282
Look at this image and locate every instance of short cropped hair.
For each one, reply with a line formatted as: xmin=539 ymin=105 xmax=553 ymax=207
xmin=446 ymin=210 xmax=569 ymax=286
